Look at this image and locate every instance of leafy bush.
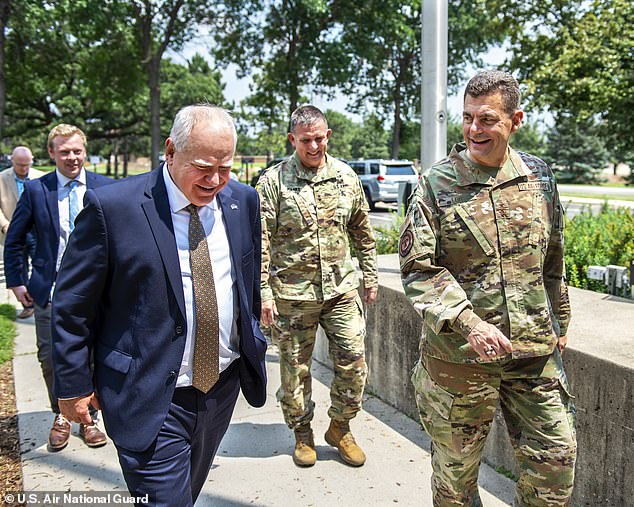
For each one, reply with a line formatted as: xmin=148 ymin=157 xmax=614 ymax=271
xmin=564 ymin=204 xmax=634 ymax=294
xmin=0 ymin=303 xmax=17 ymax=321
xmin=374 ymin=212 xmax=405 ymax=255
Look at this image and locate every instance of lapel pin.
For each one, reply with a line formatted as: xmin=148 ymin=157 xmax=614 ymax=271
xmin=231 ymin=203 xmax=238 ymax=210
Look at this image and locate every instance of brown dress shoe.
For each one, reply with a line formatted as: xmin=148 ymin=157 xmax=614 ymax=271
xmin=48 ymin=414 xmax=71 ymax=451
xmin=17 ymin=307 xmax=34 ymax=319
xmin=79 ymin=423 xmax=107 ymax=448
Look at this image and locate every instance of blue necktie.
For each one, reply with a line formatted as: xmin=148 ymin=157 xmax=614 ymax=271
xmin=68 ymin=180 xmax=79 ymax=232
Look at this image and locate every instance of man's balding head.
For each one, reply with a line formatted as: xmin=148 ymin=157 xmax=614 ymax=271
xmin=11 ymin=146 xmax=33 ymax=179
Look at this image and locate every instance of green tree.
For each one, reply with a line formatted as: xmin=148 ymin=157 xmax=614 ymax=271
xmin=2 ymin=0 xmax=147 ymax=159
xmin=545 ymin=115 xmax=609 ymax=184
xmin=214 ymin=0 xmax=347 ymax=154
xmin=160 ymin=54 xmax=225 ymax=132
xmin=350 ymin=114 xmax=390 ymax=160
xmin=340 ymin=0 xmax=509 ymax=159
xmin=512 ymin=120 xmax=547 ymax=158
xmin=129 ymin=0 xmax=219 ymax=168
xmin=446 ymin=115 xmax=463 ymax=154
xmin=324 ymin=109 xmax=357 ymax=161
xmin=506 ymin=0 xmax=633 ymax=163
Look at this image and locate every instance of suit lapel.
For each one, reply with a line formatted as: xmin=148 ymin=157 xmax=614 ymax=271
xmin=85 ymin=171 xmax=99 ymax=189
xmin=141 ymin=169 xmax=186 ymax=319
xmin=5 ymin=171 xmax=19 ymax=203
xmin=42 ymin=172 xmax=61 ymax=240
xmin=217 ymin=187 xmax=242 ymax=282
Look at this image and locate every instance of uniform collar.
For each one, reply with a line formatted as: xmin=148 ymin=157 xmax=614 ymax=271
xmin=450 ymin=142 xmax=532 ymax=188
xmin=291 ymin=152 xmax=338 ymax=183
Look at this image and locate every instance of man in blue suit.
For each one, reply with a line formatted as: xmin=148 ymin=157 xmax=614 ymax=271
xmin=4 ymin=124 xmax=111 ymax=451
xmin=52 ymin=105 xmax=267 ymax=506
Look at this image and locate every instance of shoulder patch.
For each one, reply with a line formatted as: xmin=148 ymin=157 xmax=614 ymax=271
xmin=399 ymin=230 xmax=414 ymax=257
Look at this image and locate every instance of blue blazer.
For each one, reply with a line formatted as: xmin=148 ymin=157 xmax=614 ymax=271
xmin=51 ymin=167 xmax=267 ymax=452
xmin=3 ymin=170 xmax=113 ymax=307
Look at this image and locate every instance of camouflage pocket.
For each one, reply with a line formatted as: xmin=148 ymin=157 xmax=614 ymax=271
xmin=554 ymin=350 xmax=577 ymax=437
xmin=411 ymin=360 xmax=454 ymax=447
xmin=529 ymin=191 xmax=547 ymax=248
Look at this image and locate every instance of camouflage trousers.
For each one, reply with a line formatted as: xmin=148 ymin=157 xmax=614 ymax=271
xmin=412 ymin=350 xmax=576 ymax=507
xmin=272 ymin=290 xmax=368 ymax=430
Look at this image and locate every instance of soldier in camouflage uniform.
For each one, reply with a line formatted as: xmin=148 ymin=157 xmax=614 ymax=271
xmin=257 ymin=105 xmax=378 ymax=468
xmin=400 ymin=71 xmax=576 ymax=506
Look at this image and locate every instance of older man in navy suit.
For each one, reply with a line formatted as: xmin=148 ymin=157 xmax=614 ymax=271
xmin=52 ymin=105 xmax=267 ymax=506
xmin=4 ymin=124 xmax=112 ymax=450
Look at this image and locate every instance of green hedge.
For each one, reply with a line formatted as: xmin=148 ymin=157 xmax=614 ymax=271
xmin=0 ymin=304 xmax=17 ymax=365
xmin=564 ymin=204 xmax=634 ymax=295
xmin=374 ymin=213 xmax=405 ymax=255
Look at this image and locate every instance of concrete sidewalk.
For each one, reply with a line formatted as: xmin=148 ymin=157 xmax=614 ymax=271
xmin=11 ymin=313 xmax=515 ymax=506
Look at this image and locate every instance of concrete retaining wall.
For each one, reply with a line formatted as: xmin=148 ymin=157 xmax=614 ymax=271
xmin=314 ymin=254 xmax=634 ymax=506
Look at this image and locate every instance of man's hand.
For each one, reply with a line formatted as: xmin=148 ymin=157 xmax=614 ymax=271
xmin=364 ymin=287 xmax=378 ymax=305
xmin=59 ymin=394 xmax=101 ymax=426
xmin=260 ymin=299 xmax=278 ymax=328
xmin=466 ymin=321 xmax=513 ymax=360
xmin=10 ymin=286 xmax=33 ymax=308
xmin=558 ymin=334 xmax=568 ymax=354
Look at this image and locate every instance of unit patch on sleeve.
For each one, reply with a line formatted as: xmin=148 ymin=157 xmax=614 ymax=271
xmin=399 ymin=230 xmax=414 ymax=257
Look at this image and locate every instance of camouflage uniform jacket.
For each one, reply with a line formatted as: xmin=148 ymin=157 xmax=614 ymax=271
xmin=257 ymin=152 xmax=378 ymax=302
xmin=400 ymin=143 xmax=570 ymax=363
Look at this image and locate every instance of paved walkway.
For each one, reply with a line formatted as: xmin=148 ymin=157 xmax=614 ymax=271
xmin=8 ymin=305 xmax=515 ymax=506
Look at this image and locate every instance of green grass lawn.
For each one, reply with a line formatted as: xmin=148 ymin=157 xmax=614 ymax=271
xmin=0 ymin=304 xmax=17 ymax=365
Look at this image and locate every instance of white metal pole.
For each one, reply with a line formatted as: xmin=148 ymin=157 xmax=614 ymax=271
xmin=421 ymin=0 xmax=448 ymax=172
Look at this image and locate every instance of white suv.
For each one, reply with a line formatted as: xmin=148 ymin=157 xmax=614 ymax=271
xmin=349 ymin=159 xmax=419 ymax=210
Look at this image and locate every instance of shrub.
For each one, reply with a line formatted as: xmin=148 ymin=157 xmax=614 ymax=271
xmin=0 ymin=303 xmax=17 ymax=321
xmin=564 ymin=205 xmax=634 ymax=294
xmin=374 ymin=212 xmax=405 ymax=255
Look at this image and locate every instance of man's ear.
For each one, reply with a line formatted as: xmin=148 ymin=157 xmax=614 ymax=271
xmin=164 ymin=138 xmax=175 ymax=162
xmin=511 ymin=110 xmax=524 ymax=133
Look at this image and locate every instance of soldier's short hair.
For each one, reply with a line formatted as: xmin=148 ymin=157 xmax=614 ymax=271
xmin=170 ymin=104 xmax=237 ymax=152
xmin=47 ymin=124 xmax=87 ymax=150
xmin=289 ymin=105 xmax=328 ymax=133
xmin=464 ymin=70 xmax=521 ymax=116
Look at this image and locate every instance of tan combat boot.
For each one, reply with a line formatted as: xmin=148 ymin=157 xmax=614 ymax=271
xmin=324 ymin=419 xmax=366 ymax=466
xmin=293 ymin=424 xmax=316 ymax=467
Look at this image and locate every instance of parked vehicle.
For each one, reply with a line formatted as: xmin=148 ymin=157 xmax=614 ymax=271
xmin=348 ymin=159 xmax=419 ymax=210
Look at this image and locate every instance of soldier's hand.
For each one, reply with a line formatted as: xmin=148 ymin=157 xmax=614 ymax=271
xmin=59 ymin=394 xmax=99 ymax=426
xmin=467 ymin=321 xmax=513 ymax=360
xmin=557 ymin=334 xmax=568 ymax=354
xmin=364 ymin=287 xmax=378 ymax=305
xmin=261 ymin=300 xmax=278 ymax=328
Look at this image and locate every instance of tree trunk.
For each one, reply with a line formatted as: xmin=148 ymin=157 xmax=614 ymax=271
xmin=286 ymin=85 xmax=299 ymax=155
xmin=391 ymin=93 xmax=402 ymax=159
xmin=123 ymin=137 xmax=129 ymax=178
xmin=0 ymin=0 xmax=11 ymax=142
xmin=113 ymin=139 xmax=119 ymax=179
xmin=148 ymin=55 xmax=161 ymax=169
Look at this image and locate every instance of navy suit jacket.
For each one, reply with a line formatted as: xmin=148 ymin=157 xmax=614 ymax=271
xmin=3 ymin=170 xmax=113 ymax=307
xmin=51 ymin=167 xmax=267 ymax=452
